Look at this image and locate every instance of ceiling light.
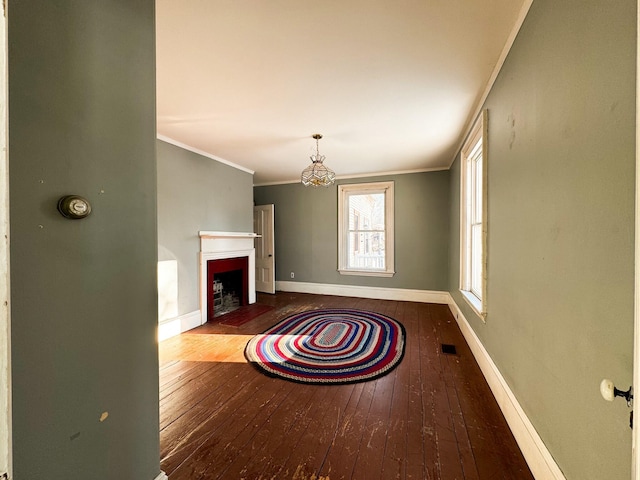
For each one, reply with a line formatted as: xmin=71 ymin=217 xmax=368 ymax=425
xmin=301 ymin=134 xmax=336 ymax=187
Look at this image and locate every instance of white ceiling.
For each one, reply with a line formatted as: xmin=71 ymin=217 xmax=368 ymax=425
xmin=156 ymin=1 xmax=529 ymax=185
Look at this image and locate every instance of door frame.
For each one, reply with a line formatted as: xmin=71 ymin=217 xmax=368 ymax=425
xmin=634 ymin=2 xmax=640 ymax=477
xmin=0 ymin=0 xmax=11 ymax=477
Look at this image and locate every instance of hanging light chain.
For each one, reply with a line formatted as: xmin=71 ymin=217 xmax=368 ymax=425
xmin=312 ymin=134 xmax=324 ymax=163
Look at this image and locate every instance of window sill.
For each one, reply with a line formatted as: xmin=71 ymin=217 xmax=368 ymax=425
xmin=338 ymin=269 xmax=395 ymax=278
xmin=460 ymin=289 xmax=486 ymax=321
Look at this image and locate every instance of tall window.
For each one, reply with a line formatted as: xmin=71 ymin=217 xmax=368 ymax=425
xmin=338 ymin=181 xmax=394 ymax=277
xmin=460 ymin=111 xmax=487 ymax=316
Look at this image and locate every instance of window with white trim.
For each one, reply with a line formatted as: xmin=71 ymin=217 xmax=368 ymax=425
xmin=460 ymin=111 xmax=487 ymax=317
xmin=338 ymin=181 xmax=394 ymax=277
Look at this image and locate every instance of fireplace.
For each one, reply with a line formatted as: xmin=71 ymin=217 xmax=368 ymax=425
xmin=199 ymin=231 xmax=258 ymax=325
xmin=207 ymin=256 xmax=249 ymax=320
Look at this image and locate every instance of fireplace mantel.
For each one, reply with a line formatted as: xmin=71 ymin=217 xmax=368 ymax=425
xmin=199 ymin=231 xmax=258 ymax=325
xmin=199 ymin=231 xmax=259 ymax=239
xmin=199 ymin=231 xmax=259 ymax=254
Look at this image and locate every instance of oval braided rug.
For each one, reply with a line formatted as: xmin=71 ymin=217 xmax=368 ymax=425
xmin=244 ymin=308 xmax=405 ymax=384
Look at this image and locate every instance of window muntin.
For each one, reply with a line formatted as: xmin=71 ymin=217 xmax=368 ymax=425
xmin=338 ymin=182 xmax=394 ymax=277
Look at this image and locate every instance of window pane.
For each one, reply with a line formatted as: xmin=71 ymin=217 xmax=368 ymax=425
xmin=470 ymin=223 xmax=482 ymax=298
xmin=348 ymin=193 xmax=384 ymax=231
xmin=473 ymin=157 xmax=482 ymax=222
xmin=348 ymin=231 xmax=385 ymax=270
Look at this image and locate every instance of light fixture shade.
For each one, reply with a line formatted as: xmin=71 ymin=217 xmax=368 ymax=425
xmin=301 ymin=134 xmax=336 ymax=187
xmin=301 ymin=158 xmax=336 ymax=187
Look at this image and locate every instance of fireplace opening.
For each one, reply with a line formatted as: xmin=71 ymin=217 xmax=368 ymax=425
xmin=207 ymin=256 xmax=249 ymax=321
xmin=213 ymin=271 xmax=241 ymax=317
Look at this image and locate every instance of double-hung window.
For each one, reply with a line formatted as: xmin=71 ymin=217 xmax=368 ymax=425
xmin=460 ymin=111 xmax=487 ymax=317
xmin=338 ymin=181 xmax=394 ymax=277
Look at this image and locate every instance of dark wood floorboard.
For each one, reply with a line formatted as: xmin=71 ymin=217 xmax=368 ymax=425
xmin=159 ymin=292 xmax=534 ymax=480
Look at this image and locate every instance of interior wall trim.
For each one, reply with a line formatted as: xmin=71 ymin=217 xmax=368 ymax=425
xmin=253 ymin=166 xmax=449 ymax=187
xmin=153 ymin=472 xmax=168 ymax=480
xmin=447 ymin=294 xmax=566 ymax=480
xmin=157 ymin=134 xmax=255 ymax=175
xmin=275 ymin=281 xmax=450 ymax=304
xmin=158 ymin=310 xmax=201 ymax=342
xmin=448 ymin=0 xmax=534 ymax=168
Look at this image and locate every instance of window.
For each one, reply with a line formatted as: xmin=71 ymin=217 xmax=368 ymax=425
xmin=338 ymin=181 xmax=394 ymax=277
xmin=460 ymin=111 xmax=487 ymax=317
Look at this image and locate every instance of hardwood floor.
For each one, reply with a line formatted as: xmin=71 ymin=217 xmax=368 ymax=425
xmin=159 ymin=293 xmax=534 ymax=480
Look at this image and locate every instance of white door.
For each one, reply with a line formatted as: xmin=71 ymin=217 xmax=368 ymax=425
xmin=254 ymin=204 xmax=275 ymax=294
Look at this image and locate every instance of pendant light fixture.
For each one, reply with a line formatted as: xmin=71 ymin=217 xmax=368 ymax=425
xmin=301 ymin=134 xmax=336 ymax=187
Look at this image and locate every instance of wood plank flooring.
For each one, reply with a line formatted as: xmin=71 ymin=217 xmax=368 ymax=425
xmin=159 ymin=293 xmax=534 ymax=480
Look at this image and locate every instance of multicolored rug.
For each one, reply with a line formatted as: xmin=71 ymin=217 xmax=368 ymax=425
xmin=244 ymin=309 xmax=405 ymax=384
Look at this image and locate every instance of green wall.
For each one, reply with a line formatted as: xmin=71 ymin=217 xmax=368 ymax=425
xmin=9 ymin=2 xmax=160 ymax=479
xmin=157 ymin=140 xmax=254 ymax=315
xmin=449 ymin=0 xmax=636 ymax=478
xmin=254 ymin=171 xmax=449 ymax=291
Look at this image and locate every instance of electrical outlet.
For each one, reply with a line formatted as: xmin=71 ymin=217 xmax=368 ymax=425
xmin=290 ymin=272 xmax=295 ymax=279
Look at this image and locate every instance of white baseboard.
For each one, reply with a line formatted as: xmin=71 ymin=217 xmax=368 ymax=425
xmin=158 ymin=310 xmax=202 ymax=341
xmin=447 ymin=295 xmax=566 ymax=480
xmin=275 ymin=281 xmax=450 ymax=304
xmin=153 ymin=472 xmax=168 ymax=480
